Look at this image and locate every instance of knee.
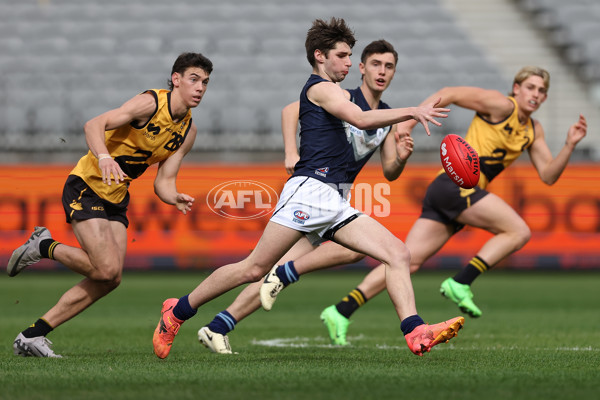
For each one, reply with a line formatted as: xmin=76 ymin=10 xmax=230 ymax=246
xmin=340 ymin=248 xmax=367 ymax=264
xmin=386 ymin=243 xmax=411 ymax=270
xmin=103 ymin=274 xmax=122 ymax=291
xmin=512 ymin=224 xmax=531 ymax=250
xmin=409 ymin=261 xmax=422 ymax=274
xmin=91 ymin=260 xmax=123 ymax=286
xmin=245 ymin=263 xmax=270 ymax=283
xmin=397 ymin=244 xmax=411 ymax=264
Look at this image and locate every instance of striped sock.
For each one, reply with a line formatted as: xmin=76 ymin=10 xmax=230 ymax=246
xmin=207 ymin=311 xmax=237 ymax=335
xmin=453 ymin=256 xmax=490 ymax=285
xmin=275 ymin=261 xmax=299 ymax=286
xmin=335 ymin=288 xmax=367 ymax=319
xmin=39 ymin=239 xmax=60 ymax=260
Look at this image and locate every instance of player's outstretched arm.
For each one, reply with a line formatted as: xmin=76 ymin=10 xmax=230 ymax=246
xmin=310 ymin=81 xmax=449 ymax=134
xmin=418 ymin=86 xmax=513 ymax=120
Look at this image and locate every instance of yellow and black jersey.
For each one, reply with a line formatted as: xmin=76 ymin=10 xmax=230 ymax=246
xmin=70 ymin=89 xmax=192 ymax=203
xmin=464 ymin=96 xmax=535 ymax=189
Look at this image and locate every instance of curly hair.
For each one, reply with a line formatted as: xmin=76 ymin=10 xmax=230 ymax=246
xmin=305 ymin=17 xmax=356 ymax=67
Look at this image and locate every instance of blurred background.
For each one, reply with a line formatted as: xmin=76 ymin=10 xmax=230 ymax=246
xmin=0 ymin=0 xmax=598 ymax=270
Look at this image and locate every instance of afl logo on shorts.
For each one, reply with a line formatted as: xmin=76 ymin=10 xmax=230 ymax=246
xmin=293 ymin=210 xmax=310 ymax=225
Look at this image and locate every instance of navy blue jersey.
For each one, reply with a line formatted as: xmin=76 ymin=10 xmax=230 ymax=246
xmin=292 ymin=76 xmax=392 ymax=188
xmin=292 ymin=75 xmax=352 ymax=185
xmin=344 ymin=87 xmax=391 ymax=183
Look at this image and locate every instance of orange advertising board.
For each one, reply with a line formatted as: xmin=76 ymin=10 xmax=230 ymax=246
xmin=1 ymin=163 xmax=599 ymax=270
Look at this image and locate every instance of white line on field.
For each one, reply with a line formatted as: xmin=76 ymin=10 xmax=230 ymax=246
xmin=250 ymin=337 xmax=598 ymax=352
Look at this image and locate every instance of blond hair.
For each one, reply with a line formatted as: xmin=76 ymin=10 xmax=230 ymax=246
xmin=510 ymin=66 xmax=550 ymax=96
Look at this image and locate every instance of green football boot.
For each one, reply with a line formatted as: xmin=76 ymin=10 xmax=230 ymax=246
xmin=320 ymin=305 xmax=351 ymax=345
xmin=440 ymin=278 xmax=482 ymax=318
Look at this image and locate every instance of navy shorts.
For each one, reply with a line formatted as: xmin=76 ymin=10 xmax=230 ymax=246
xmin=420 ymin=173 xmax=488 ymax=232
xmin=62 ymin=175 xmax=130 ymax=228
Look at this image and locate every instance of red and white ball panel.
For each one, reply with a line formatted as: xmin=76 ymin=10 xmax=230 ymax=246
xmin=440 ymin=134 xmax=480 ymax=189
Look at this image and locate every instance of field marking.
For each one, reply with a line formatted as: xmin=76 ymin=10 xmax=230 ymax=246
xmin=251 ymin=337 xmax=599 ymax=352
xmin=251 ymin=335 xmax=365 ymax=348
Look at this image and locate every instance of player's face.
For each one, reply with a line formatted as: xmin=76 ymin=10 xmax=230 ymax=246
xmin=513 ymin=75 xmax=547 ymax=114
xmin=172 ymin=67 xmax=210 ymax=108
xmin=321 ymin=42 xmax=352 ymax=83
xmin=359 ymin=52 xmax=396 ymax=93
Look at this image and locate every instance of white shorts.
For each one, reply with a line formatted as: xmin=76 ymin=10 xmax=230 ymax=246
xmin=270 ymin=176 xmax=361 ymax=242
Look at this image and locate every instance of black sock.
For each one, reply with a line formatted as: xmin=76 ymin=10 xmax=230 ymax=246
xmin=39 ymin=239 xmax=60 ymax=260
xmin=21 ymin=318 xmax=53 ymax=338
xmin=453 ymin=256 xmax=490 ymax=285
xmin=335 ymin=288 xmax=367 ymax=319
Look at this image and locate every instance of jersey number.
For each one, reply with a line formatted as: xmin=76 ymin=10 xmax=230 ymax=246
xmin=164 ymin=130 xmax=187 ymax=152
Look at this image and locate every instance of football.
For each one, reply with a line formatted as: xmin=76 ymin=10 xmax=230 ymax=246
xmin=440 ymin=134 xmax=480 ymax=189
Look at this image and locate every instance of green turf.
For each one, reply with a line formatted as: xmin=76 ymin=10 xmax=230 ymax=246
xmin=1 ymin=270 xmax=599 ymax=400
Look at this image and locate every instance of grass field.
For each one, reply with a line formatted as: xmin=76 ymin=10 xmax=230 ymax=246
xmin=1 ymin=269 xmax=599 ymax=400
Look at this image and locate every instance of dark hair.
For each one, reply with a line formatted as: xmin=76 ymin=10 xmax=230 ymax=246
xmin=168 ymin=52 xmax=213 ymax=90
xmin=361 ymin=39 xmax=398 ymax=65
xmin=305 ymin=17 xmax=356 ymax=67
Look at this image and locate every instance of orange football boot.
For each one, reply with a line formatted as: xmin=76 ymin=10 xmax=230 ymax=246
xmin=404 ymin=316 xmax=465 ymax=356
xmin=153 ymin=298 xmax=184 ymax=359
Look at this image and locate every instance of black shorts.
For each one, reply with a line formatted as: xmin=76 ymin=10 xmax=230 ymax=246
xmin=420 ymin=173 xmax=488 ymax=232
xmin=62 ymin=175 xmax=130 ymax=228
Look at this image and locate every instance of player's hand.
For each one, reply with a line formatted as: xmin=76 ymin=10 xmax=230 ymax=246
xmin=175 ymin=193 xmax=195 ymax=215
xmin=412 ymin=97 xmax=450 ymax=136
xmin=566 ymin=114 xmax=587 ymax=148
xmin=99 ymin=157 xmax=127 ymax=186
xmin=395 ymin=129 xmax=414 ymax=162
xmin=284 ymin=153 xmax=300 ymax=175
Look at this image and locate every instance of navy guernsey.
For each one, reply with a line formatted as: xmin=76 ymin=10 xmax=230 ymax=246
xmin=292 ymin=77 xmax=392 ymax=190
xmin=343 ymin=87 xmax=392 ymax=183
xmin=292 ymin=74 xmax=352 ymax=185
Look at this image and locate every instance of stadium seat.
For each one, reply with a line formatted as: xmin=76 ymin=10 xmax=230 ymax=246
xmin=1 ymin=0 xmax=510 ymax=152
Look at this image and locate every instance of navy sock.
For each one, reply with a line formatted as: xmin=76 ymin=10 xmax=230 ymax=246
xmin=172 ymin=295 xmax=197 ymax=321
xmin=207 ymin=310 xmax=237 ymax=335
xmin=275 ymin=261 xmax=299 ymax=287
xmin=400 ymin=314 xmax=425 ymax=336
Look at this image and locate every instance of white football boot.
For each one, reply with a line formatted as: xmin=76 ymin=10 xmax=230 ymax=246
xmin=13 ymin=333 xmax=62 ymax=358
xmin=198 ymin=327 xmax=233 ymax=354
xmin=259 ymin=265 xmax=284 ymax=311
xmin=7 ymin=226 xmax=51 ymax=277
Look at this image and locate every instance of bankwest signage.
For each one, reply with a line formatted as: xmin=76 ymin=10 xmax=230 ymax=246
xmin=0 ymin=163 xmax=598 ymax=270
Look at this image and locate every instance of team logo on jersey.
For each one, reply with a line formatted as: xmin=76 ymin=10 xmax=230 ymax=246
xmin=315 ymin=167 xmax=329 ymax=177
xmin=293 ymin=210 xmax=310 ymax=224
xmin=206 ymin=180 xmax=279 ymax=220
xmin=69 ymin=200 xmax=83 ymax=211
xmin=148 ymin=123 xmax=161 ymax=135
